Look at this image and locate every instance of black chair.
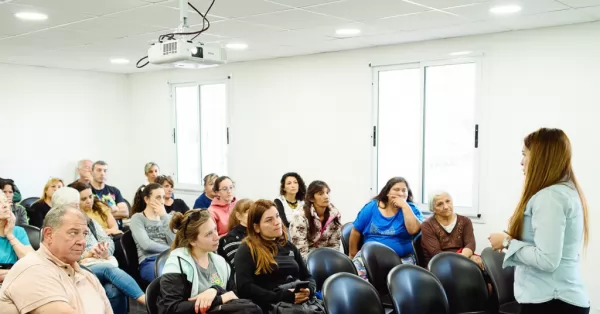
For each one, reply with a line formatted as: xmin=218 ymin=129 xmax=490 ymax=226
xmin=18 ymin=197 xmax=39 ymax=211
xmin=146 ymin=276 xmax=161 ymax=314
xmin=361 ymin=242 xmax=402 ymax=308
xmin=341 ymin=222 xmax=363 ymax=256
xmin=306 ymin=247 xmax=357 ymax=291
xmin=322 ymin=272 xmax=385 ymax=314
xmin=19 ymin=224 xmax=41 ymax=250
xmin=120 ymin=230 xmax=147 ymax=288
xmin=412 ymin=233 xmax=426 ymax=268
xmin=481 ymin=248 xmax=520 ymax=314
xmin=154 ymin=249 xmax=170 ymax=278
xmin=429 ymin=252 xmax=489 ymax=314
xmin=387 ymin=264 xmax=449 ymax=314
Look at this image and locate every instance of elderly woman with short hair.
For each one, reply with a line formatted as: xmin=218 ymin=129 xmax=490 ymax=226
xmin=420 ymin=191 xmax=482 ymax=268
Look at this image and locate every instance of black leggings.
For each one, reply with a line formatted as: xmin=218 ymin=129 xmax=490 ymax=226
xmin=520 ymin=299 xmax=589 ymax=314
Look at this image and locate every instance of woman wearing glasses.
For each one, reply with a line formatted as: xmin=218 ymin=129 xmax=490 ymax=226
xmin=208 ymin=176 xmax=238 ymax=237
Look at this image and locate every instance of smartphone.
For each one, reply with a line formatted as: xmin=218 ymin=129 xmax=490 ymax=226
xmin=293 ymin=281 xmax=310 ymax=293
xmin=0 ymin=264 xmax=13 ymax=270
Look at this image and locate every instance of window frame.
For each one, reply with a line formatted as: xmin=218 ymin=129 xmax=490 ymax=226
xmin=170 ymin=79 xmax=230 ymax=192
xmin=371 ymin=57 xmax=483 ymax=218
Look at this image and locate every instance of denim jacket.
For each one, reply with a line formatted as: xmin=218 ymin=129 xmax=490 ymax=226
xmin=503 ymin=182 xmax=589 ymax=307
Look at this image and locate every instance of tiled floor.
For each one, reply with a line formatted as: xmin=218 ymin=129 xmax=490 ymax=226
xmin=129 ymin=298 xmax=146 ymax=314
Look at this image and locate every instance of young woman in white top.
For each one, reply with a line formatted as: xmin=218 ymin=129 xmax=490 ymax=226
xmin=273 ymin=172 xmax=306 ymax=228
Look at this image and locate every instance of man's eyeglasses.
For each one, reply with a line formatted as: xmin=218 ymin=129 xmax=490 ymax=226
xmin=219 ymin=185 xmax=235 ymax=192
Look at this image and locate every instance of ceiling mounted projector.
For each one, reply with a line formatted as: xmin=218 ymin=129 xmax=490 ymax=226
xmin=148 ymin=38 xmax=226 ymax=69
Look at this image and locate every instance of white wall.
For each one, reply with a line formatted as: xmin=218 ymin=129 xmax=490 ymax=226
xmin=129 ymin=21 xmax=600 ymax=310
xmin=0 ymin=64 xmax=138 ymax=201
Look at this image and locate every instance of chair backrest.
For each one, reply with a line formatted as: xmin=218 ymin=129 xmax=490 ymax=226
xmin=322 ymin=273 xmax=385 ymax=314
xmin=341 ymin=222 xmax=353 ymax=255
xmin=19 ymin=224 xmax=41 ymax=250
xmin=481 ymin=247 xmax=515 ymax=306
xmin=306 ymin=247 xmax=357 ymax=291
xmin=146 ymin=276 xmax=161 ymax=314
xmin=412 ymin=233 xmax=426 ymax=268
xmin=154 ymin=249 xmax=170 ymax=278
xmin=361 ymin=242 xmax=402 ymax=296
xmin=19 ymin=197 xmax=40 ymax=212
xmin=429 ymin=252 xmax=489 ymax=314
xmin=387 ymin=264 xmax=449 ymax=314
xmin=120 ymin=230 xmax=140 ymax=274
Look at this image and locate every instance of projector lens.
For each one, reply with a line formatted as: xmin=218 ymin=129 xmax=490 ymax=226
xmin=191 ymin=46 xmax=203 ymax=58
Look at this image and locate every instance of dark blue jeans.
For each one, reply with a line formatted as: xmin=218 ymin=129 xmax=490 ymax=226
xmin=90 ymin=263 xmax=145 ymax=299
xmin=139 ymin=255 xmax=158 ymax=283
xmin=103 ymin=283 xmax=128 ymax=314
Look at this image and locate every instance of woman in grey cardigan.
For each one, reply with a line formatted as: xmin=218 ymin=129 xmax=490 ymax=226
xmin=130 ymin=183 xmax=175 ymax=283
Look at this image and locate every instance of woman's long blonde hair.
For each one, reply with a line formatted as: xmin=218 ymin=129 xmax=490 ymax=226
xmin=40 ymin=178 xmax=64 ymax=202
xmin=507 ymin=128 xmax=589 ymax=247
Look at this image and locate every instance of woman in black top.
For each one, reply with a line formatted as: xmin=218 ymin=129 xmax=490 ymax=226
xmin=218 ymin=199 xmax=253 ymax=269
xmin=28 ymin=178 xmax=64 ymax=228
xmin=234 ymin=199 xmax=316 ymax=312
xmin=155 ymin=175 xmax=189 ymax=214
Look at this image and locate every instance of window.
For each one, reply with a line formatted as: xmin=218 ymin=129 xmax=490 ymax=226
xmin=373 ymin=60 xmax=480 ymax=216
xmin=172 ymin=82 xmax=228 ymax=189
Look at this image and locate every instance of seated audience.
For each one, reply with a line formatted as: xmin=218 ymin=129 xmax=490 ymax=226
xmin=159 ymin=210 xmax=243 ymax=314
xmin=209 ymin=176 xmax=238 ymax=237
xmin=193 ymin=173 xmax=218 ymax=209
xmin=90 ymin=160 xmax=129 ymax=219
xmin=290 ymin=180 xmax=342 ymax=259
xmin=70 ymin=182 xmax=122 ymax=235
xmin=70 ymin=159 xmax=93 ymax=185
xmin=0 ymin=181 xmax=27 ymax=226
xmin=29 ymin=178 xmax=64 ymax=228
xmin=350 ymin=177 xmax=424 ymax=279
xmin=0 ymin=205 xmax=112 ymax=314
xmin=235 ymin=199 xmax=316 ymax=312
xmin=217 ymin=199 xmax=253 ymax=270
xmin=130 ymin=183 xmax=175 ymax=282
xmin=274 ymin=172 xmax=306 ymax=228
xmin=155 ymin=175 xmax=189 ymax=214
xmin=421 ymin=191 xmax=482 ymax=268
xmin=0 ymin=193 xmax=34 ymax=284
xmin=144 ymin=162 xmax=160 ymax=184
xmin=51 ymin=187 xmax=130 ymax=313
xmin=0 ymin=178 xmax=21 ymax=203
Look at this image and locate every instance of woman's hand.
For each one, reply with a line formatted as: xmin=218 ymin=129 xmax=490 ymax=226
xmin=290 ymin=288 xmax=310 ymax=304
xmin=470 ymin=255 xmax=484 ymax=270
xmin=152 ymin=199 xmax=167 ymax=217
xmin=220 ymin=291 xmax=238 ymax=304
xmin=188 ymin=288 xmax=217 ymax=314
xmin=3 ymin=212 xmax=16 ymax=237
xmin=488 ymin=232 xmax=510 ymax=251
xmin=391 ymin=197 xmax=409 ymax=210
xmin=106 ymin=229 xmax=123 ymax=236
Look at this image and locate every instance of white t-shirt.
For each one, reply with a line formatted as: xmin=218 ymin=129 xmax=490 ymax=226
xmin=277 ymin=195 xmax=304 ymax=223
xmin=440 ymin=216 xmax=457 ymax=233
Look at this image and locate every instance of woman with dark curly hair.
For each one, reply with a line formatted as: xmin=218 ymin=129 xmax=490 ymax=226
xmin=274 ymin=172 xmax=306 ymax=228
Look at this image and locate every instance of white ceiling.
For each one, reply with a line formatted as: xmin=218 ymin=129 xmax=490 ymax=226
xmin=0 ymin=0 xmax=599 ymax=73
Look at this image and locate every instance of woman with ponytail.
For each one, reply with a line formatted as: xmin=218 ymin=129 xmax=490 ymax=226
xmin=489 ymin=128 xmax=589 ymax=314
xmin=158 ymin=210 xmax=261 ymax=314
xmin=130 ymin=183 xmax=175 ymax=282
xmin=69 ymin=181 xmax=122 ymax=235
xmin=234 ymin=199 xmax=317 ymax=312
xmin=289 ymin=180 xmax=341 ymax=259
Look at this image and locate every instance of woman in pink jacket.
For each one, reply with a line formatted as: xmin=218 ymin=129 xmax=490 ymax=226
xmin=290 ymin=180 xmax=342 ymax=259
xmin=208 ymin=176 xmax=238 ymax=236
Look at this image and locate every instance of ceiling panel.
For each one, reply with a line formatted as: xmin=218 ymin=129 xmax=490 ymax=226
xmin=237 ymin=9 xmax=350 ymax=30
xmin=228 ymin=29 xmax=335 ymax=47
xmin=576 ymin=5 xmax=600 ymax=18
xmin=305 ymin=0 xmax=428 ymax=21
xmin=446 ymin=0 xmax=569 ymax=21
xmin=60 ymin=17 xmax=165 ymax=38
xmin=362 ymin=29 xmax=442 ymax=46
xmin=498 ymin=8 xmax=595 ymax=29
xmin=266 ymin=0 xmax=343 ymax=8
xmin=409 ymin=0 xmax=490 ymax=9
xmin=375 ymin=11 xmax=467 ymax=31
xmin=0 ymin=28 xmax=111 ymax=50
xmin=103 ymin=5 xmax=223 ymax=29
xmin=298 ymin=22 xmax=393 ymax=38
xmin=13 ymin=0 xmax=151 ymax=16
xmin=197 ymin=19 xmax=287 ymax=39
xmin=160 ymin=0 xmax=291 ymax=19
xmin=0 ymin=3 xmax=95 ymax=36
xmin=421 ymin=20 xmax=510 ymax=38
xmin=557 ymin=0 xmax=600 ymax=8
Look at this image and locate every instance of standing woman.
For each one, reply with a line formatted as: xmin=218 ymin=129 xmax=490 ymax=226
xmin=290 ymin=180 xmax=342 ymax=259
xmin=489 ymin=128 xmax=589 ymax=314
xmin=193 ymin=173 xmax=218 ymax=209
xmin=208 ymin=176 xmax=237 ymax=237
xmin=274 ymin=172 xmax=306 ymax=228
xmin=28 ymin=178 xmax=64 ymax=228
xmin=155 ymin=175 xmax=189 ymax=214
xmin=130 ymin=183 xmax=176 ymax=282
xmin=144 ymin=162 xmax=160 ymax=184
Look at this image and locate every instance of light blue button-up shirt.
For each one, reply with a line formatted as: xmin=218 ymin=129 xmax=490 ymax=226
xmin=503 ymin=182 xmax=589 ymax=307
